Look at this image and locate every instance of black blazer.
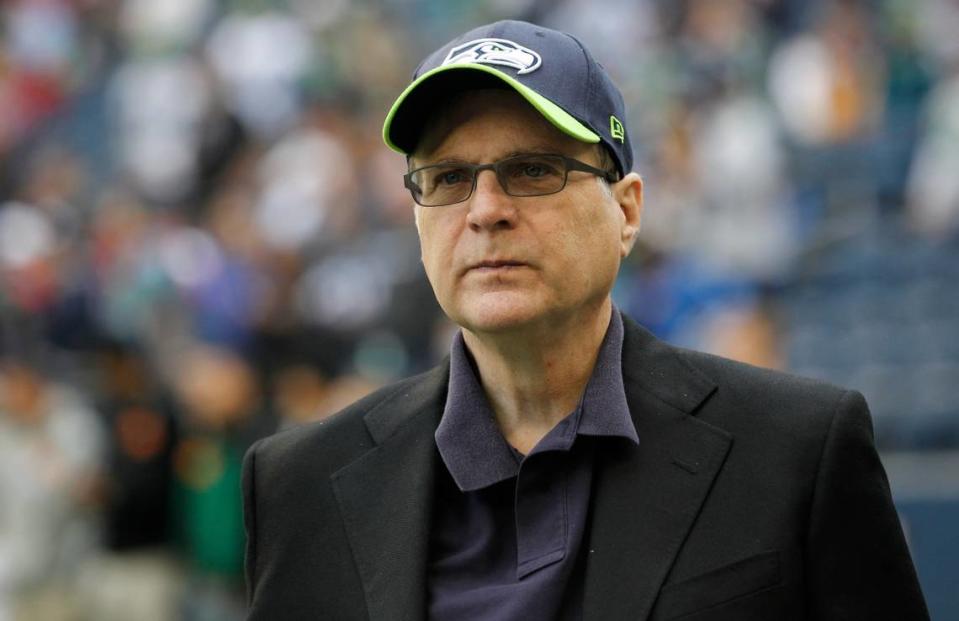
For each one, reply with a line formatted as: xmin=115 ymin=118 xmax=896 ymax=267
xmin=242 ymin=315 xmax=929 ymax=620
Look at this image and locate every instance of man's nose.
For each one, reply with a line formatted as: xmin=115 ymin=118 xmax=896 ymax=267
xmin=466 ymin=169 xmax=518 ymax=231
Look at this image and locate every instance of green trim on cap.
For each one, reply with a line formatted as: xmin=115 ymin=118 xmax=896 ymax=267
xmin=382 ymin=63 xmax=600 ymax=154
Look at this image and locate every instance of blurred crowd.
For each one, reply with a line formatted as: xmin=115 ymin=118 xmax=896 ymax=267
xmin=1 ymin=0 xmax=958 ymax=619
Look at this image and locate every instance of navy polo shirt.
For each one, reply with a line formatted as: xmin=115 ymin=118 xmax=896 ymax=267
xmin=429 ymin=309 xmax=639 ymax=620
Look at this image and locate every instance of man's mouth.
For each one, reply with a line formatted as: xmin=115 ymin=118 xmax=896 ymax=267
xmin=470 ymin=260 xmax=527 ymax=270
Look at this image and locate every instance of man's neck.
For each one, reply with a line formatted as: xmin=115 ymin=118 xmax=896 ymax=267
xmin=461 ymin=299 xmax=613 ymax=454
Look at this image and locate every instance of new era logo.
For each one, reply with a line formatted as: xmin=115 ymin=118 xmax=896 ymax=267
xmin=442 ymin=38 xmax=542 ymax=75
xmin=610 ymin=116 xmax=625 ymax=143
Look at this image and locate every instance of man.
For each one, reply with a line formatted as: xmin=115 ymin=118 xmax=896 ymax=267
xmin=242 ymin=20 xmax=929 ymax=620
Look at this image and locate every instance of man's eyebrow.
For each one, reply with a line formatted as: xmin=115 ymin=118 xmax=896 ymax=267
xmin=499 ymin=146 xmax=562 ymax=159
xmin=416 ymin=146 xmax=564 ymax=167
xmin=416 ymin=156 xmax=473 ymax=166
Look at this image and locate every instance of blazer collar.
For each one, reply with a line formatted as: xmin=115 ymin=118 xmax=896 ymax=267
xmin=582 ymin=313 xmax=732 ymax=621
xmin=331 ymin=362 xmax=449 ymax=621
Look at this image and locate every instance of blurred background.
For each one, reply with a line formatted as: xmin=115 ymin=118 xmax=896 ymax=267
xmin=0 ymin=0 xmax=957 ymax=619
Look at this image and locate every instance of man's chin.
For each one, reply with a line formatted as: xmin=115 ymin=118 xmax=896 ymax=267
xmin=448 ymin=291 xmax=612 ymax=340
xmin=452 ymin=295 xmax=547 ymax=336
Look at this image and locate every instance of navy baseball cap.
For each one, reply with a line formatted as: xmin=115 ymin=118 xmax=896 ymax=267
xmin=382 ymin=20 xmax=633 ymax=176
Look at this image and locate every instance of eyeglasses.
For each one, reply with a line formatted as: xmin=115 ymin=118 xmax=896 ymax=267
xmin=404 ymin=153 xmax=619 ymax=207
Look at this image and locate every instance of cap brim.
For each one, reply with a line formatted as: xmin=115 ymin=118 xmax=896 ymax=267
xmin=382 ymin=63 xmax=600 ymax=154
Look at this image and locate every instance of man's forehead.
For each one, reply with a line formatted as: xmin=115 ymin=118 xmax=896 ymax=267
xmin=413 ymin=89 xmax=588 ymax=162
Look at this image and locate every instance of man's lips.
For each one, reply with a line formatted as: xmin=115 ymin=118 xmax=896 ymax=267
xmin=467 ymin=259 xmax=529 ymax=272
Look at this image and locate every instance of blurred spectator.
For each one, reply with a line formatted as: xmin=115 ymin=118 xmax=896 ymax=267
xmin=768 ymin=1 xmax=883 ymax=146
xmin=688 ymin=91 xmax=798 ymax=278
xmin=270 ymin=362 xmax=329 ymax=427
xmin=0 ymin=202 xmax=58 ymax=315
xmin=69 ymin=343 xmax=184 ymax=621
xmin=169 ymin=343 xmax=271 ymax=579
xmin=95 ymin=341 xmax=178 ymax=551
xmin=0 ymin=1 xmax=77 ymax=155
xmin=205 ymin=7 xmax=313 ymax=140
xmin=0 ymin=360 xmax=105 ymax=621
xmin=254 ymin=123 xmax=357 ymax=252
xmin=109 ymin=56 xmax=214 ymax=205
xmin=907 ymin=65 xmax=959 ymax=235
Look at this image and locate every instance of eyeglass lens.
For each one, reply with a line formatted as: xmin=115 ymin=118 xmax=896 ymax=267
xmin=410 ymin=155 xmax=568 ymax=206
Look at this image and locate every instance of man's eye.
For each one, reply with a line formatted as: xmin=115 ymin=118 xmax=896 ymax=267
xmin=509 ymin=159 xmax=560 ymax=178
xmin=523 ymin=164 xmax=548 ymax=177
xmin=433 ymin=169 xmax=469 ymax=186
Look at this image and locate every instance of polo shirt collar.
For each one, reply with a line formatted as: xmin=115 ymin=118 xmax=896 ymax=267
xmin=435 ymin=307 xmax=638 ymax=492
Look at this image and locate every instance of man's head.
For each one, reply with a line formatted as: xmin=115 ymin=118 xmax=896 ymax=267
xmin=383 ymin=21 xmax=643 ymax=336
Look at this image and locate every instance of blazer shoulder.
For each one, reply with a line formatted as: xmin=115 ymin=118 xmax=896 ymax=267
xmin=248 ymin=362 xmax=448 ymax=476
xmin=680 ymin=346 xmax=848 ymax=406
xmin=685 ymin=353 xmax=879 ymax=462
xmin=621 ymin=312 xmax=851 ymax=420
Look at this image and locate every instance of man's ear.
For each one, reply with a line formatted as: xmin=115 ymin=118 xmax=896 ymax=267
xmin=613 ymin=172 xmax=643 ymax=257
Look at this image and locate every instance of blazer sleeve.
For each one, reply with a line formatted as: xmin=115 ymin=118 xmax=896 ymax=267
xmin=804 ymin=390 xmax=930 ymax=620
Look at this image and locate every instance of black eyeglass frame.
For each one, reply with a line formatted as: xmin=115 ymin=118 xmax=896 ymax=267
xmin=403 ymin=153 xmax=620 ymax=207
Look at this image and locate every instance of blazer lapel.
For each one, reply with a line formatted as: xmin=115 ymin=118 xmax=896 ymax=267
xmin=331 ymin=363 xmax=448 ymax=621
xmin=583 ymin=317 xmax=733 ymax=621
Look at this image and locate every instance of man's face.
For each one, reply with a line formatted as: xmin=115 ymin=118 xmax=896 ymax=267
xmin=411 ymin=89 xmax=641 ymax=336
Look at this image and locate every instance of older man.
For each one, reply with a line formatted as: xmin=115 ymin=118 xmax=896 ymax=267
xmin=241 ymin=20 xmax=929 ymax=620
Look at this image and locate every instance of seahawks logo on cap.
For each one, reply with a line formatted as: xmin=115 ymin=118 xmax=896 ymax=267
xmin=442 ymin=38 xmax=542 ymax=75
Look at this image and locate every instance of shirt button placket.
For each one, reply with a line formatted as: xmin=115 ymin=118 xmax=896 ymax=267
xmin=514 ymin=452 xmax=568 ymax=579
